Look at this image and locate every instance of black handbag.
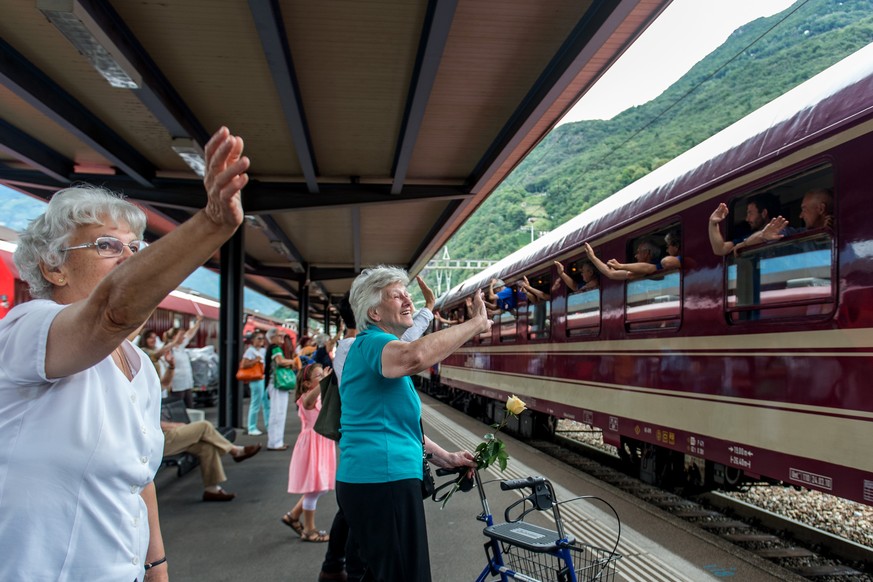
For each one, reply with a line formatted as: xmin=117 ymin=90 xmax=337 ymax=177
xmin=421 ymin=420 xmax=435 ymax=499
xmin=422 ymin=455 xmax=435 ymax=500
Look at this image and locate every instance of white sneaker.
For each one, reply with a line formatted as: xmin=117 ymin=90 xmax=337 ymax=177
xmin=248 ymin=429 xmax=263 ymax=436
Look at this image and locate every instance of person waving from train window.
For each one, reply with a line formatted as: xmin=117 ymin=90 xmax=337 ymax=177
xmin=517 ymin=275 xmax=550 ymax=304
xmin=554 ymin=260 xmax=599 ymax=293
xmin=708 ymin=191 xmax=780 ymax=256
xmin=734 ymin=188 xmax=834 ymax=253
xmin=0 ymin=126 xmax=249 ymax=582
xmin=584 ymin=239 xmax=662 ymax=281
xmin=605 ymin=230 xmax=682 ymax=277
xmin=487 ymin=277 xmax=524 ymax=312
xmin=336 ymin=266 xmax=491 ymax=582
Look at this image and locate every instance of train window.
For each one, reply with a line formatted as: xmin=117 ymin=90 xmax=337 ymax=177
xmin=498 ymin=310 xmax=517 ymax=342
xmin=626 ymin=273 xmax=681 ymax=330
xmin=726 ymin=232 xmax=834 ymax=322
xmin=723 ymin=164 xmax=835 ymax=323
xmin=623 ymin=225 xmax=682 ymax=332
xmin=563 ymin=259 xmax=600 ymax=336
xmin=522 ymin=273 xmax=551 ymax=340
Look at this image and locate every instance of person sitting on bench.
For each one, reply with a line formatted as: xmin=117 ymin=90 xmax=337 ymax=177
xmin=161 ymin=351 xmax=261 ymax=501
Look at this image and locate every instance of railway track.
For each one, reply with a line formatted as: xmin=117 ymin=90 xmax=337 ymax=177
xmin=532 ymin=434 xmax=873 ymax=581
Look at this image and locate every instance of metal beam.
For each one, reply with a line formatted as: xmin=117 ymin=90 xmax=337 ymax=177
xmin=245 ymin=266 xmax=304 ymax=282
xmin=0 ymin=170 xmax=471 ymax=212
xmin=0 ymin=38 xmax=156 ymax=187
xmin=249 ymin=0 xmax=319 ymax=193
xmin=310 ymin=266 xmax=361 ymax=281
xmin=0 ymin=120 xmax=71 ymax=184
xmin=391 ymin=0 xmax=457 ymax=194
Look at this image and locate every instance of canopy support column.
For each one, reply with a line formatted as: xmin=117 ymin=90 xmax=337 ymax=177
xmin=218 ymin=228 xmax=245 ymax=428
xmin=299 ymin=281 xmax=309 ymax=337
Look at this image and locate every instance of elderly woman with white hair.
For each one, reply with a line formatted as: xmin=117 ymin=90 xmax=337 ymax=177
xmin=0 ymin=127 xmax=249 ymax=581
xmin=336 ymin=265 xmax=492 ymax=581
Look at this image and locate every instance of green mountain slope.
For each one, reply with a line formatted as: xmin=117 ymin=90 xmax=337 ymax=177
xmin=440 ymin=0 xmax=873 ymax=283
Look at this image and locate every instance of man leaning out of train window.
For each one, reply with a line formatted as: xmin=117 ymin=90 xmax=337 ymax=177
xmin=488 ymin=277 xmax=525 ymax=311
xmin=734 ymin=188 xmax=835 ymax=253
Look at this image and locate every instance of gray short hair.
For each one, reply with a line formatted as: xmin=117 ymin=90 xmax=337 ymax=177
xmin=349 ymin=265 xmax=409 ymax=331
xmin=14 ymin=185 xmax=147 ymax=299
xmin=637 ymin=239 xmax=661 ymax=261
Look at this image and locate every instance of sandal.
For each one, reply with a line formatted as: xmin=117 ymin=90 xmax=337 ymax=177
xmin=301 ymin=529 xmax=330 ymax=543
xmin=281 ymin=512 xmax=304 ymax=535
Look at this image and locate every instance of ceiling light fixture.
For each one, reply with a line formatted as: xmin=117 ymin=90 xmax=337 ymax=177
xmin=170 ymin=137 xmax=206 ymax=177
xmin=38 ymin=0 xmax=142 ymax=89
xmin=270 ymin=240 xmax=294 ymax=261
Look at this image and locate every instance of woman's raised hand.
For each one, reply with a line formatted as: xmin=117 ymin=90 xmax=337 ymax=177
xmin=203 ymin=126 xmax=250 ymax=229
xmin=470 ymin=290 xmax=493 ymax=333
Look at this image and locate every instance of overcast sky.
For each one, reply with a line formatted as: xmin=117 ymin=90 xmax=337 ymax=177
xmin=560 ymin=0 xmax=797 ymax=124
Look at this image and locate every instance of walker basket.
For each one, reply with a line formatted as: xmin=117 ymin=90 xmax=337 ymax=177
xmin=497 ymin=540 xmax=620 ymax=582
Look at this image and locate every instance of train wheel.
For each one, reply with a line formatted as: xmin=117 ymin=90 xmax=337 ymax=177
xmin=723 ymin=466 xmax=744 ymax=488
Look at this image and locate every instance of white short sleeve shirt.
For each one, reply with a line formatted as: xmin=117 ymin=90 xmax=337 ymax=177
xmin=0 ymin=300 xmax=164 ymax=581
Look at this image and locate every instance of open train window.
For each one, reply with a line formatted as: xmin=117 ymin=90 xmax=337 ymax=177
xmin=723 ymin=165 xmax=835 ymax=323
xmin=727 ymin=233 xmax=834 ymax=321
xmin=623 ymin=224 xmax=682 ymax=332
xmin=521 ymin=272 xmax=551 ymax=340
xmin=497 ymin=310 xmax=516 ymax=342
xmin=561 ymin=259 xmax=600 ymax=337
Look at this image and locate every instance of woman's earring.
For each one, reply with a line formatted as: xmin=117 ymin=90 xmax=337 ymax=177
xmin=58 ymin=277 xmax=65 ymax=284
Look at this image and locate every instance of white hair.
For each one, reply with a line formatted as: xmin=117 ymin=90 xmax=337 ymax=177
xmin=14 ymin=185 xmax=147 ymax=299
xmin=349 ymin=265 xmax=410 ymax=331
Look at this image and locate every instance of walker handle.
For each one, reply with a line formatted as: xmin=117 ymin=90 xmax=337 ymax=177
xmin=500 ymin=476 xmax=545 ymax=491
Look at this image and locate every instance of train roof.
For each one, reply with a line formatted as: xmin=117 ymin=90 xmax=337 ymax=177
xmin=437 ymin=43 xmax=873 ymax=308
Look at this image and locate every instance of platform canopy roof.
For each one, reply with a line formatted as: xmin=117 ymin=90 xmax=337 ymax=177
xmin=0 ymin=0 xmax=669 ymax=313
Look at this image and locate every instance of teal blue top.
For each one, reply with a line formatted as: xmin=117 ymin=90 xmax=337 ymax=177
xmin=336 ymin=328 xmax=422 ymax=483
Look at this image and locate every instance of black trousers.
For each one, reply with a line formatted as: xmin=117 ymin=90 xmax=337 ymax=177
xmin=321 ymin=505 xmax=366 ymax=580
xmin=336 ymin=479 xmax=431 ymax=582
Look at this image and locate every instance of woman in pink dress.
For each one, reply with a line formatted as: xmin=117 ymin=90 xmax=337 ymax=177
xmin=281 ymin=363 xmax=336 ymax=542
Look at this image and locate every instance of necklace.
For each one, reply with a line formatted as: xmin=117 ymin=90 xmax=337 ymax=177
xmin=113 ymin=347 xmax=133 ymax=380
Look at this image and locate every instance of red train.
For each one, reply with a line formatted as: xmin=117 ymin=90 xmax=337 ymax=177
xmin=430 ymin=45 xmax=873 ymax=506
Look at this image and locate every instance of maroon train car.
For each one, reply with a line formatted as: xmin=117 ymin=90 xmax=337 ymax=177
xmin=432 ymin=46 xmax=873 ymax=506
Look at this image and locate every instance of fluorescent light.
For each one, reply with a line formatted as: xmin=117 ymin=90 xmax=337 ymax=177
xmin=38 ymin=0 xmax=142 ymax=89
xmin=170 ymin=137 xmax=206 ymax=177
xmin=270 ymin=240 xmax=293 ymax=260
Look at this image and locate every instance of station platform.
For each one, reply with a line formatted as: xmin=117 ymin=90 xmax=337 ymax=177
xmin=156 ymin=393 xmax=802 ymax=581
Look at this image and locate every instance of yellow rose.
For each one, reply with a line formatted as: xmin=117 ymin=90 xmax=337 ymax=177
xmin=506 ymin=395 xmax=527 ymax=416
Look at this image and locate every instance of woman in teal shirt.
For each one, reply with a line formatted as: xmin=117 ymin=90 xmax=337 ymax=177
xmin=337 ymin=266 xmax=491 ymax=581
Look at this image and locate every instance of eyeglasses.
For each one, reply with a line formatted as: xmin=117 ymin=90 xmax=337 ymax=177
xmin=60 ymin=236 xmax=148 ymax=257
